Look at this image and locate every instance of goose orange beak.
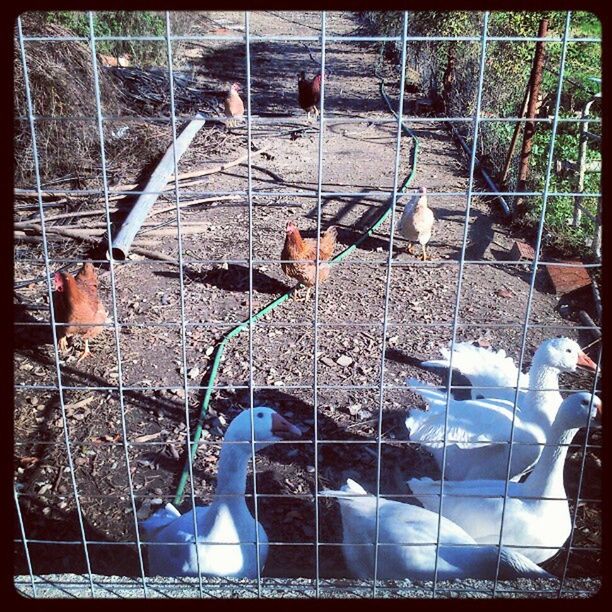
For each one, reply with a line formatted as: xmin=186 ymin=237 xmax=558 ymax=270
xmin=577 ymin=350 xmax=597 ymax=373
xmin=271 ymin=413 xmax=302 ymax=439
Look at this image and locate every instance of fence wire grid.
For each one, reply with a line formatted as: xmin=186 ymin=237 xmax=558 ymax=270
xmin=14 ymin=10 xmax=602 ymax=599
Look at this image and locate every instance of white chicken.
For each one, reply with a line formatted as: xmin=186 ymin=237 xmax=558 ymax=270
xmin=397 ymin=186 xmax=435 ymax=260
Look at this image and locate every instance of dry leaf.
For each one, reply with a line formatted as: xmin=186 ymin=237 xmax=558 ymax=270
xmin=133 ymin=432 xmax=162 ymax=443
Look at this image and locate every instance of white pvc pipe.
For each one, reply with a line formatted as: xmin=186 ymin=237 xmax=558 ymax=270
xmin=109 ymin=113 xmax=206 ymax=260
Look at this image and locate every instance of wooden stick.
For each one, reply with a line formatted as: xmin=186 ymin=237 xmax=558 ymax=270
xmin=13 ymin=143 xmax=273 ymax=199
xmin=20 ymin=224 xmax=213 ymax=239
xmin=21 ymin=224 xmax=103 ymax=243
xmin=168 ymin=143 xmax=272 ymax=181
xmin=130 ymin=247 xmax=180 ymax=263
xmin=14 ymin=195 xmax=243 ymax=229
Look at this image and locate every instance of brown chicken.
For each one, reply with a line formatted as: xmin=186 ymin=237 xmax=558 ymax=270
xmin=298 ymin=71 xmax=322 ymax=121
xmin=53 ymin=262 xmax=108 ymax=363
xmin=281 ymin=221 xmax=337 ymax=300
xmin=224 ymin=82 xmax=244 ymax=127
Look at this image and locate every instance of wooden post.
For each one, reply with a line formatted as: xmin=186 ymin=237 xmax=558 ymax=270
xmin=500 ymin=78 xmax=530 ymax=186
xmin=514 ymin=18 xmax=548 ymax=217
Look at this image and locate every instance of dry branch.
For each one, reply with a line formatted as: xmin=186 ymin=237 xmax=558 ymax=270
xmin=130 ymin=247 xmax=180 ymax=263
xmin=13 ymin=143 xmax=272 ymax=200
xmin=14 ymin=195 xmax=243 ymax=230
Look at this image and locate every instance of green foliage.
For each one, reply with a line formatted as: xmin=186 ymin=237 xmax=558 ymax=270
xmin=45 ymin=11 xmax=167 ymax=65
xmin=366 ymin=10 xmax=601 ymax=257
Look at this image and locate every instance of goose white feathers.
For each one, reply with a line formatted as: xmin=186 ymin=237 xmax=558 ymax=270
xmin=405 ymin=378 xmax=549 ymax=480
xmin=139 ymin=407 xmax=301 ymax=577
xmin=322 ymin=479 xmax=552 ymax=580
xmin=407 ymin=392 xmax=601 ymax=564
xmin=421 ymin=337 xmax=596 ymax=412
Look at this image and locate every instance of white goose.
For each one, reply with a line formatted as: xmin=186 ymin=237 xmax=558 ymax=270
xmin=407 ymin=392 xmax=601 ymax=564
xmin=322 ymin=479 xmax=552 ymax=580
xmin=406 ymin=380 xmax=547 ymax=480
xmin=421 ymin=337 xmax=596 ymax=419
xmin=139 ymin=407 xmax=301 ymax=577
xmin=405 ymin=339 xmax=597 ymax=481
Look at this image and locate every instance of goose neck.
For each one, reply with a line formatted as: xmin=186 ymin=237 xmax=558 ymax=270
xmin=525 ymin=363 xmax=561 ymax=425
xmin=522 ymin=427 xmax=578 ymax=497
xmin=214 ymin=440 xmax=252 ymax=496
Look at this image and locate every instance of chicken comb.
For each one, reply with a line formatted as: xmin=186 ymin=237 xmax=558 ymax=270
xmin=53 ymin=271 xmax=65 ymax=291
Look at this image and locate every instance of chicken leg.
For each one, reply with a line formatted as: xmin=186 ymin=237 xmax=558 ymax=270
xmin=292 ymin=285 xmax=313 ymax=302
xmin=58 ymin=336 xmax=68 ymax=353
xmin=76 ymin=339 xmax=91 ymax=364
xmin=421 ymin=244 xmax=429 ymax=261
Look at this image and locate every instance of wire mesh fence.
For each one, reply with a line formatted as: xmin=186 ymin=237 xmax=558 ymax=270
xmin=14 ymin=10 xmax=602 ymax=599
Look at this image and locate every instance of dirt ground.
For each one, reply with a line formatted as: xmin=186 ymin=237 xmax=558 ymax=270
xmin=14 ymin=11 xmax=601 ymax=584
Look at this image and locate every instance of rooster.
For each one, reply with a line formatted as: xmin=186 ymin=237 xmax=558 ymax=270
xmin=298 ymin=71 xmax=322 ymax=122
xmin=224 ymin=82 xmax=244 ymax=127
xmin=397 ymin=186 xmax=435 ymax=260
xmin=281 ymin=221 xmax=337 ymax=301
xmin=53 ymin=262 xmax=108 ymax=363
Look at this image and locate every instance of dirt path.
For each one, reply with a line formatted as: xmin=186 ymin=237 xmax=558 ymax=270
xmin=14 ymin=11 xmax=600 ymax=581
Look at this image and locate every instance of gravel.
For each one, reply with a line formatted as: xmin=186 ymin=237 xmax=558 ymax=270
xmin=14 ymin=574 xmax=601 ymax=599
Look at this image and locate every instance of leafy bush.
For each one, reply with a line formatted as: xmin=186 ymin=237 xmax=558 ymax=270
xmin=46 ymin=11 xmax=167 ymax=66
xmin=364 ymin=10 xmax=602 ymax=258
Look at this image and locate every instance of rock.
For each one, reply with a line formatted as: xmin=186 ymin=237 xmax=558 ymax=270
xmin=38 ymin=483 xmax=52 ymax=495
xmin=320 ymin=356 xmax=336 ymax=368
xmin=336 ymin=355 xmax=353 ymax=367
xmin=348 ymin=404 xmax=362 ymax=416
xmin=188 ymin=366 xmax=200 ymax=380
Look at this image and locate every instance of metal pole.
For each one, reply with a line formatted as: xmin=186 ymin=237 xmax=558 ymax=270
xmin=572 ymin=93 xmax=600 ymax=227
xmin=163 ymin=11 xmax=205 ymax=596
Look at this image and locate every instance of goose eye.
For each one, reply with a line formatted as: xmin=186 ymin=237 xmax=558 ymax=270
xmin=566 ymin=348 xmax=572 ymax=353
xmin=257 ymin=412 xmax=264 ymax=419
